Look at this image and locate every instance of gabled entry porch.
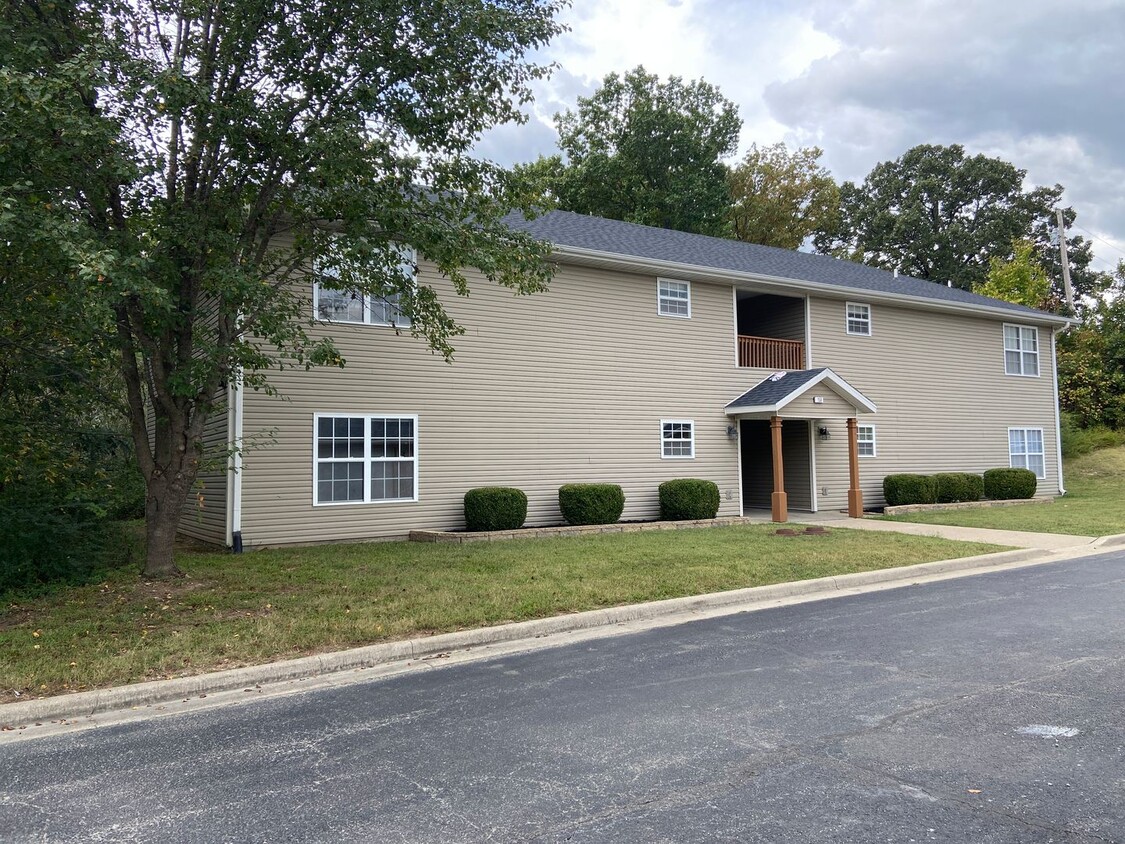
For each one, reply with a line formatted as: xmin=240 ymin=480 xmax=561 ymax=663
xmin=726 ymin=368 xmax=877 ymax=522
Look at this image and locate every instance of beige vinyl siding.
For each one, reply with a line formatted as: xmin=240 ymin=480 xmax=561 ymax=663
xmin=781 ymin=420 xmax=812 ymax=510
xmin=239 ymin=264 xmax=773 ymax=545
xmin=808 ymin=297 xmax=1059 ymax=510
xmin=177 ymin=390 xmax=230 ymax=545
xmin=778 ymin=390 xmax=859 ymax=420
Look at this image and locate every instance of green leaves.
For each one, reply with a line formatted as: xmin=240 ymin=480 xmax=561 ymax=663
xmin=533 ymin=65 xmax=742 ymax=237
xmin=814 ymin=144 xmax=1066 ymax=292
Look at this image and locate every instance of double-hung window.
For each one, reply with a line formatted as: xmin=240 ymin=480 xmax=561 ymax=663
xmin=657 ymin=279 xmax=691 ymax=318
xmin=314 ymin=245 xmax=415 ymax=327
xmin=857 ymin=424 xmax=876 ymax=457
xmin=1003 ymin=324 xmax=1039 ymax=376
xmin=661 ymin=420 xmax=695 ymax=458
xmin=314 ymin=414 xmax=418 ymax=504
xmin=846 ymin=302 xmax=871 ymax=335
xmin=1008 ymin=428 xmax=1045 ymax=479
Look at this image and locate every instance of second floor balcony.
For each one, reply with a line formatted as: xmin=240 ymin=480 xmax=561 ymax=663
xmin=738 ymin=334 xmax=806 ymax=370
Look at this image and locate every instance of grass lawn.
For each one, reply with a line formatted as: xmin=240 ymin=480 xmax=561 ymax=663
xmin=1 ymin=525 xmax=1003 ymax=704
xmin=883 ymin=446 xmax=1125 ymax=536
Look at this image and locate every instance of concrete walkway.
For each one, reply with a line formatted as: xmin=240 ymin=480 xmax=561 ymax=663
xmin=743 ymin=508 xmax=1097 ymax=551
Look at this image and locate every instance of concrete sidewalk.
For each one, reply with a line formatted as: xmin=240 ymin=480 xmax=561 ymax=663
xmin=784 ymin=510 xmax=1098 ymax=551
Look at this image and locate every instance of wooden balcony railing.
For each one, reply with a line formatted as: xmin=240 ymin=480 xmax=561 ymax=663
xmin=738 ymin=335 xmax=805 ymax=370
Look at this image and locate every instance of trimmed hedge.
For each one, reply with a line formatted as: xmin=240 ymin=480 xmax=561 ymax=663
xmin=883 ymin=474 xmax=938 ymax=507
xmin=983 ymin=468 xmax=1038 ymax=500
xmin=463 ymin=487 xmax=528 ymax=532
xmin=934 ymin=472 xmax=984 ymax=504
xmin=659 ymin=478 xmax=721 ymax=521
xmin=558 ymin=483 xmax=625 ymax=526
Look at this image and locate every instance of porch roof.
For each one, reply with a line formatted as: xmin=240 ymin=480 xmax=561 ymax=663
xmin=725 ymin=367 xmax=877 ymax=417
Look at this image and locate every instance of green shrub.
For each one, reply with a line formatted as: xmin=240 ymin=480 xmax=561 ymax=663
xmin=0 ymin=484 xmax=137 ymax=594
xmin=882 ymin=474 xmax=938 ymax=507
xmin=558 ymin=483 xmax=625 ymax=526
xmin=983 ymin=468 xmax=1037 ymax=500
xmin=659 ymin=478 xmax=721 ymax=520
xmin=463 ymin=487 xmax=528 ymax=532
xmin=934 ymin=472 xmax=984 ymax=504
xmin=1060 ymin=413 xmax=1125 ymax=458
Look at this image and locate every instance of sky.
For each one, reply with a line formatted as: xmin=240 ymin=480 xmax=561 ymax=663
xmin=476 ymin=0 xmax=1125 ymax=274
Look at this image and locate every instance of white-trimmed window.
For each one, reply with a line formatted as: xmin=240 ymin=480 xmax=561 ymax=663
xmin=314 ymin=414 xmax=418 ymax=505
xmin=846 ymin=302 xmax=871 ymax=335
xmin=1009 ymin=427 xmax=1045 ymax=479
xmin=313 ymin=246 xmax=415 ymax=327
xmin=657 ymin=278 xmax=691 ymax=318
xmin=661 ymin=420 xmax=695 ymax=458
xmin=857 ymin=424 xmax=876 ymax=457
xmin=1003 ymin=324 xmax=1039 ymax=376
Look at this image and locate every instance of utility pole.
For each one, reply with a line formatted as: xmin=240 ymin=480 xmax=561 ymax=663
xmin=1056 ymin=208 xmax=1076 ymax=313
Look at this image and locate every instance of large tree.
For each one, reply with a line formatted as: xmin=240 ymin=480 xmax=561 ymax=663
xmin=813 ymin=144 xmax=1070 ymax=292
xmin=1 ymin=0 xmax=565 ymax=577
xmin=726 ymin=143 xmax=839 ymax=250
xmin=522 ymin=66 xmax=741 ymax=236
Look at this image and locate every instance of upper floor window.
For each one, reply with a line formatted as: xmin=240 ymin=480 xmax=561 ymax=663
xmin=658 ymin=278 xmax=691 ymax=318
xmin=857 ymin=424 xmax=876 ymax=457
xmin=661 ymin=420 xmax=695 ymax=458
xmin=1008 ymin=427 xmax=1045 ymax=479
xmin=846 ymin=302 xmax=871 ymax=335
xmin=1003 ymin=324 xmax=1039 ymax=376
xmin=313 ymin=245 xmax=415 ymax=327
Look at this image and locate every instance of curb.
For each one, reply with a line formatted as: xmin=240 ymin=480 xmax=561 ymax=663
xmin=1090 ymin=533 xmax=1125 ymax=549
xmin=0 ymin=547 xmax=1053 ymax=727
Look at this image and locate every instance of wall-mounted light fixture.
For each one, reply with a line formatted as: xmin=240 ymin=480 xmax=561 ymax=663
xmin=818 ymin=426 xmax=831 ymax=441
xmin=726 ymin=424 xmax=739 ymax=440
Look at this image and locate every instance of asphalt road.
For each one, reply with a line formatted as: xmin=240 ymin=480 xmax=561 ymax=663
xmin=3 ymin=552 xmax=1124 ymax=843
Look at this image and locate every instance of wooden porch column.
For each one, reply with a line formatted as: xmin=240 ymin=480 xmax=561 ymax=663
xmin=770 ymin=415 xmax=788 ymax=522
xmin=846 ymin=417 xmax=864 ymax=518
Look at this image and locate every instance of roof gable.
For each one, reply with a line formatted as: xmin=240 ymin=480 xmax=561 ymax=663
xmin=725 ymin=368 xmax=877 ymax=417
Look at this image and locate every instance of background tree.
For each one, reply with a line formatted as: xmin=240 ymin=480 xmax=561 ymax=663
xmin=813 ymin=144 xmax=1070 ymax=291
xmin=527 ymin=66 xmax=741 ymax=236
xmin=726 ymin=143 xmax=839 ymax=249
xmin=1 ymin=0 xmax=565 ymax=577
xmin=1057 ymin=262 xmax=1125 ymax=430
xmin=977 ymin=239 xmax=1052 ymax=309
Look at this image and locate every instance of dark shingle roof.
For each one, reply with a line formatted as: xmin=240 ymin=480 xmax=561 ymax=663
xmin=726 ymin=369 xmax=829 ymax=410
xmin=504 ymin=210 xmax=1059 ymax=320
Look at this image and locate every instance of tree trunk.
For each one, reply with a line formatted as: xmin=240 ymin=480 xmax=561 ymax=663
xmin=143 ymin=474 xmax=190 ymax=579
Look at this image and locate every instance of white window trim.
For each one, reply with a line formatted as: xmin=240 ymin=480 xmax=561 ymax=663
xmin=312 ymin=412 xmax=419 ymax=506
xmin=312 ymin=245 xmax=416 ymax=328
xmin=660 ymin=419 xmax=696 ymax=459
xmin=1003 ymin=323 xmax=1040 ymax=378
xmin=845 ymin=301 xmax=872 ymax=336
xmin=657 ymin=278 xmax=692 ymax=319
xmin=1007 ymin=426 xmax=1046 ymax=479
xmin=857 ymin=424 xmax=877 ymax=458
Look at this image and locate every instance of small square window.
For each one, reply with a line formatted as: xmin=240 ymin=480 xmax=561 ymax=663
xmin=661 ymin=420 xmax=695 ymax=459
xmin=857 ymin=425 xmax=876 ymax=457
xmin=846 ymin=302 xmax=871 ymax=335
xmin=658 ymin=279 xmax=691 ymax=318
xmin=314 ymin=244 xmax=415 ymax=327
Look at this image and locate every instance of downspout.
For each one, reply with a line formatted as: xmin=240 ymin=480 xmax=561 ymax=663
xmin=225 ymin=366 xmax=245 ymax=551
xmin=1051 ymin=328 xmax=1065 ymax=495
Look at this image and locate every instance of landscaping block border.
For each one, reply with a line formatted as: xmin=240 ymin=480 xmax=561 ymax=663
xmin=884 ymin=497 xmax=1055 ymax=516
xmin=409 ymin=517 xmax=760 ymax=543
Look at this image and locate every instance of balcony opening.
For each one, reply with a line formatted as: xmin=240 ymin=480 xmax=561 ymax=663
xmin=736 ymin=291 xmax=806 ymax=369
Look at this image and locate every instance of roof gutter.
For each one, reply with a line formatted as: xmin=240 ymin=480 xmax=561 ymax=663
xmin=550 ymin=244 xmax=1075 ymax=328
